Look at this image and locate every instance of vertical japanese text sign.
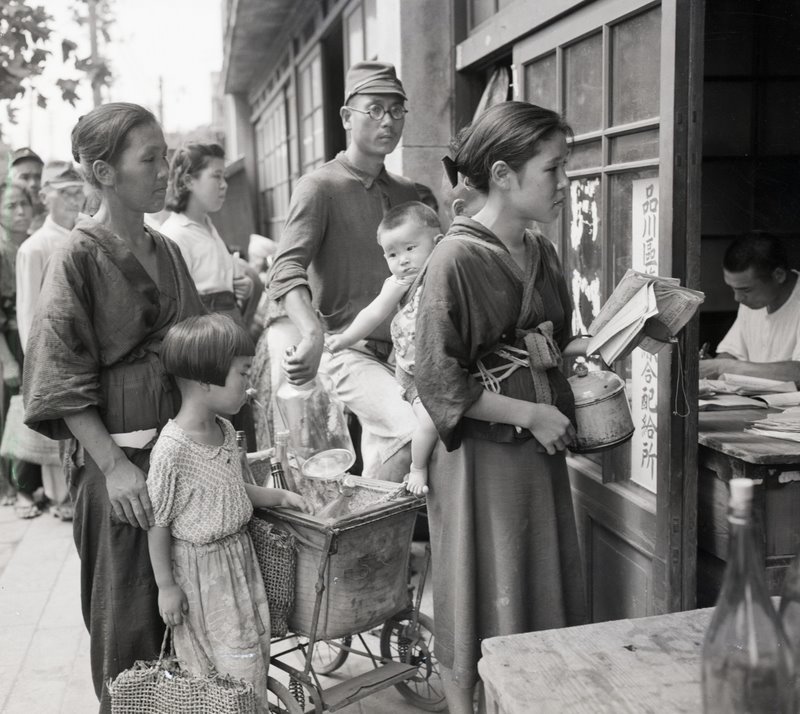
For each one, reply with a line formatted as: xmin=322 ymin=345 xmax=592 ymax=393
xmin=631 ymin=178 xmax=659 ymax=493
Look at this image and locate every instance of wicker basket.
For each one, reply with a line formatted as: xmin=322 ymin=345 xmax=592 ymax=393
xmin=253 ymin=474 xmax=423 ymax=641
xmin=247 ymin=518 xmax=296 ymax=638
xmin=108 ymin=630 xmax=256 ymax=713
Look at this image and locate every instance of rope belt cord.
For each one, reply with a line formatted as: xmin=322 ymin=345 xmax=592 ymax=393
xmin=472 ymin=345 xmax=531 ymax=393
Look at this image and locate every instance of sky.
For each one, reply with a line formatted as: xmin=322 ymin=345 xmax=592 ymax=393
xmin=4 ymin=0 xmax=224 ymax=161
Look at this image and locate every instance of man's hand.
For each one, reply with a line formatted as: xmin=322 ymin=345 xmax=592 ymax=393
xmin=283 ymin=333 xmax=324 ymax=384
xmin=699 ymin=357 xmax=734 ymax=379
xmin=105 ymin=456 xmax=154 ymax=529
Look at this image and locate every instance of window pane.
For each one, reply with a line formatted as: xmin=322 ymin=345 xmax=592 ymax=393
xmin=608 ymin=168 xmax=659 ymax=285
xmin=524 ymin=53 xmax=557 ymax=111
xmin=364 ymin=0 xmax=378 ymax=60
xmin=610 ymin=6 xmax=661 ymax=125
xmin=469 ymin=0 xmax=496 ymax=30
xmin=567 ymin=177 xmax=603 ymax=337
xmin=609 ymin=129 xmax=660 ymax=164
xmin=564 ymin=32 xmax=602 ymax=134
xmin=568 ymin=140 xmax=602 ymax=171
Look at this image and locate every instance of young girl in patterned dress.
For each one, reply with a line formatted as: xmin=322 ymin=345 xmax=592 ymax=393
xmin=146 ymin=313 xmax=309 ymax=711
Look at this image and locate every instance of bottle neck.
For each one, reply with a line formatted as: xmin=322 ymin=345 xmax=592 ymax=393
xmin=722 ymin=507 xmax=767 ymax=597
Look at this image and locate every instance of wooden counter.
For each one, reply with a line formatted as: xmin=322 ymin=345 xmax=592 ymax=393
xmin=479 ymin=607 xmax=711 ymax=713
xmin=697 ymin=409 xmax=800 ymax=604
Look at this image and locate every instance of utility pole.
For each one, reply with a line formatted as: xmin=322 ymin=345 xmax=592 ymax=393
xmin=87 ymin=0 xmax=102 ymax=107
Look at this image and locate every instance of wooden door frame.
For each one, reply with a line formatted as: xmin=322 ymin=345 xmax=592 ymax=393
xmin=658 ymin=0 xmax=704 ymax=612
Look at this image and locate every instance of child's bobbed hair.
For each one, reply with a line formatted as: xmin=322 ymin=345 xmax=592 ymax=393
xmin=446 ymin=101 xmax=572 ymax=193
xmin=161 ymin=313 xmax=255 ymax=387
xmin=378 ymin=200 xmax=441 ymax=240
xmin=166 ymin=142 xmax=225 ymax=214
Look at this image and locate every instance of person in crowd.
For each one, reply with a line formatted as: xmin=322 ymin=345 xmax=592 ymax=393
xmin=147 ymin=313 xmax=308 ymax=712
xmin=699 ymin=232 xmax=800 ymax=383
xmin=22 ymin=102 xmax=206 ymax=712
xmin=0 ymin=179 xmax=46 ymax=516
xmin=160 ymin=142 xmax=261 ymax=328
xmin=415 ymin=101 xmax=589 ymax=712
xmin=9 ymin=147 xmax=46 ymax=232
xmin=15 ymin=161 xmax=86 ymax=521
xmin=267 ymin=61 xmax=419 ymax=480
xmin=327 ymin=201 xmax=441 ymax=495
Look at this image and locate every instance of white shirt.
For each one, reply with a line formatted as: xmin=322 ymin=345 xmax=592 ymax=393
xmin=717 ymin=271 xmax=800 ymax=362
xmin=16 ymin=215 xmax=73 ymax=350
xmin=159 ymin=212 xmax=234 ymax=295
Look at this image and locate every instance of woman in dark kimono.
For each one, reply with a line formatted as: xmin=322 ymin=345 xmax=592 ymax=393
xmin=22 ymin=103 xmax=204 ymax=713
xmin=415 ymin=101 xmax=589 ymax=713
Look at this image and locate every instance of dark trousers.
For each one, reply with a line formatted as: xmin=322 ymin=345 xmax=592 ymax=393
xmin=72 ymin=447 xmax=164 ymax=713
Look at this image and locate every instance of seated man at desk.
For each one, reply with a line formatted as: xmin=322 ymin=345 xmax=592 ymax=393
xmin=700 ymin=232 xmax=800 ymax=383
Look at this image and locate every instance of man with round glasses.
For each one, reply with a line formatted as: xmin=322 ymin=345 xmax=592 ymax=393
xmin=267 ymin=60 xmax=419 ymax=482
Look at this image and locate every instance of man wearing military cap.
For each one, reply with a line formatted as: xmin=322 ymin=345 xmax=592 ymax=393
xmin=10 ymin=147 xmax=46 ymax=233
xmin=268 ymin=60 xmax=418 ymax=481
xmin=15 ymin=160 xmax=86 ymax=519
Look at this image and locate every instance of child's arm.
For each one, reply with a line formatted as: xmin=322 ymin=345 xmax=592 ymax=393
xmin=147 ymin=525 xmax=188 ymax=625
xmin=327 ymin=279 xmax=407 ymax=352
xmin=244 ymin=484 xmax=313 ymax=513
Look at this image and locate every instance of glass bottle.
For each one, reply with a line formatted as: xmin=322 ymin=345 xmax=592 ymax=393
xmin=779 ymin=551 xmax=800 ymax=703
xmin=235 ymin=430 xmax=256 ymax=486
xmin=275 ymin=367 xmax=355 ymax=479
xmin=701 ymin=478 xmax=795 ymax=713
xmin=316 ymin=475 xmax=357 ymax=522
xmin=274 ymin=430 xmax=300 ymax=494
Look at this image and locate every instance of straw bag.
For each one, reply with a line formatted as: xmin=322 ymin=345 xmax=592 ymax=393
xmin=0 ymin=394 xmax=61 ymax=466
xmin=248 ymin=517 xmax=296 ymax=638
xmin=107 ymin=627 xmax=256 ymax=714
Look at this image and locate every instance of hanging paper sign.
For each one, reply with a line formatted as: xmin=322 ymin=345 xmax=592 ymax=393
xmin=630 ymin=178 xmax=659 ymax=493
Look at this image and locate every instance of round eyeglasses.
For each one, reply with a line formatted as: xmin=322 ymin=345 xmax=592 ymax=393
xmin=347 ymin=104 xmax=408 ymax=121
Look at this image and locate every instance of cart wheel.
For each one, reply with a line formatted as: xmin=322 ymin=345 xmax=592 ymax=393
xmin=310 ymin=636 xmax=352 ymax=675
xmin=266 ymin=676 xmax=303 ymax=713
xmin=380 ymin=611 xmax=447 ymax=712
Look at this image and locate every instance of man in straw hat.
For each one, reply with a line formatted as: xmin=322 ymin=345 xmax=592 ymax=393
xmin=267 ymin=61 xmax=419 ymax=481
xmin=15 ymin=160 xmax=86 ymax=520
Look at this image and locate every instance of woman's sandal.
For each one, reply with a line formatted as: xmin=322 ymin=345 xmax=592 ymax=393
xmin=14 ymin=502 xmax=42 ymax=519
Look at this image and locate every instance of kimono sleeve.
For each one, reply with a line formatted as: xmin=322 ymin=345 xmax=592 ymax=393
xmin=415 ymin=244 xmax=485 ymax=451
xmin=146 ymin=441 xmax=180 ymax=528
xmin=22 ymin=247 xmax=103 ymax=439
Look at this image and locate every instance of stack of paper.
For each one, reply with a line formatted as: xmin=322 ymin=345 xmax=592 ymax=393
xmin=703 ymin=373 xmax=797 ymax=396
xmin=586 ymin=269 xmax=705 ymax=364
xmin=698 ymin=394 xmax=768 ymax=411
xmin=747 ymin=407 xmax=800 ymax=442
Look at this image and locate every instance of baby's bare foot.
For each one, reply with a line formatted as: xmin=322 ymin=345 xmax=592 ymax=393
xmin=406 ymin=465 xmax=429 ymax=495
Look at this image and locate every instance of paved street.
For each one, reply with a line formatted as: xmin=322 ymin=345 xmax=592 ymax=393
xmin=0 ymin=505 xmax=439 ymax=713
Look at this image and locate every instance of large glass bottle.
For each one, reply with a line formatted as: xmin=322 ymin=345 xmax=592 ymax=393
xmin=779 ymin=551 xmax=800 ymax=704
xmin=275 ymin=368 xmax=355 ymax=480
xmin=272 ymin=430 xmax=299 ymax=494
xmin=701 ymin=478 xmax=796 ymax=713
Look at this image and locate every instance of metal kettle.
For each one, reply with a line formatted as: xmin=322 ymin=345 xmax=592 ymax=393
xmin=568 ymin=362 xmax=635 ymax=453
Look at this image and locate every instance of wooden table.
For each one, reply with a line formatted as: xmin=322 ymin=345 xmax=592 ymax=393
xmin=697 ymin=409 xmax=800 ymax=603
xmin=479 ymin=607 xmax=712 ymax=713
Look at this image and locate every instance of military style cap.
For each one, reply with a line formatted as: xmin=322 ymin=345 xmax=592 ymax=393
xmin=41 ymin=161 xmax=84 ymax=188
xmin=10 ymin=147 xmax=44 ymax=166
xmin=344 ymin=61 xmax=407 ymax=104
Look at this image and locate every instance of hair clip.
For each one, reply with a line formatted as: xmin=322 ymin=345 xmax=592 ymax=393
xmin=441 ymin=155 xmax=460 ymax=189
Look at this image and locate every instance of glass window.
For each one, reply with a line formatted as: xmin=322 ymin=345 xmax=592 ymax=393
xmin=298 ymin=51 xmax=325 ymax=174
xmin=609 ymin=129 xmax=660 ymax=164
xmin=255 ymin=88 xmax=291 ymax=239
xmin=344 ymin=5 xmax=364 ymax=67
xmin=568 ymin=140 xmax=602 ymax=171
xmin=469 ymin=0 xmax=497 ymax=30
xmin=564 ymin=33 xmax=603 ymax=134
xmin=610 ymin=6 xmax=661 ymax=126
xmin=524 ymin=53 xmax=557 ymax=112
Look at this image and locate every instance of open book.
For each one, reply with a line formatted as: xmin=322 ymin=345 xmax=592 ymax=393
xmin=586 ymin=269 xmax=705 ymax=364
